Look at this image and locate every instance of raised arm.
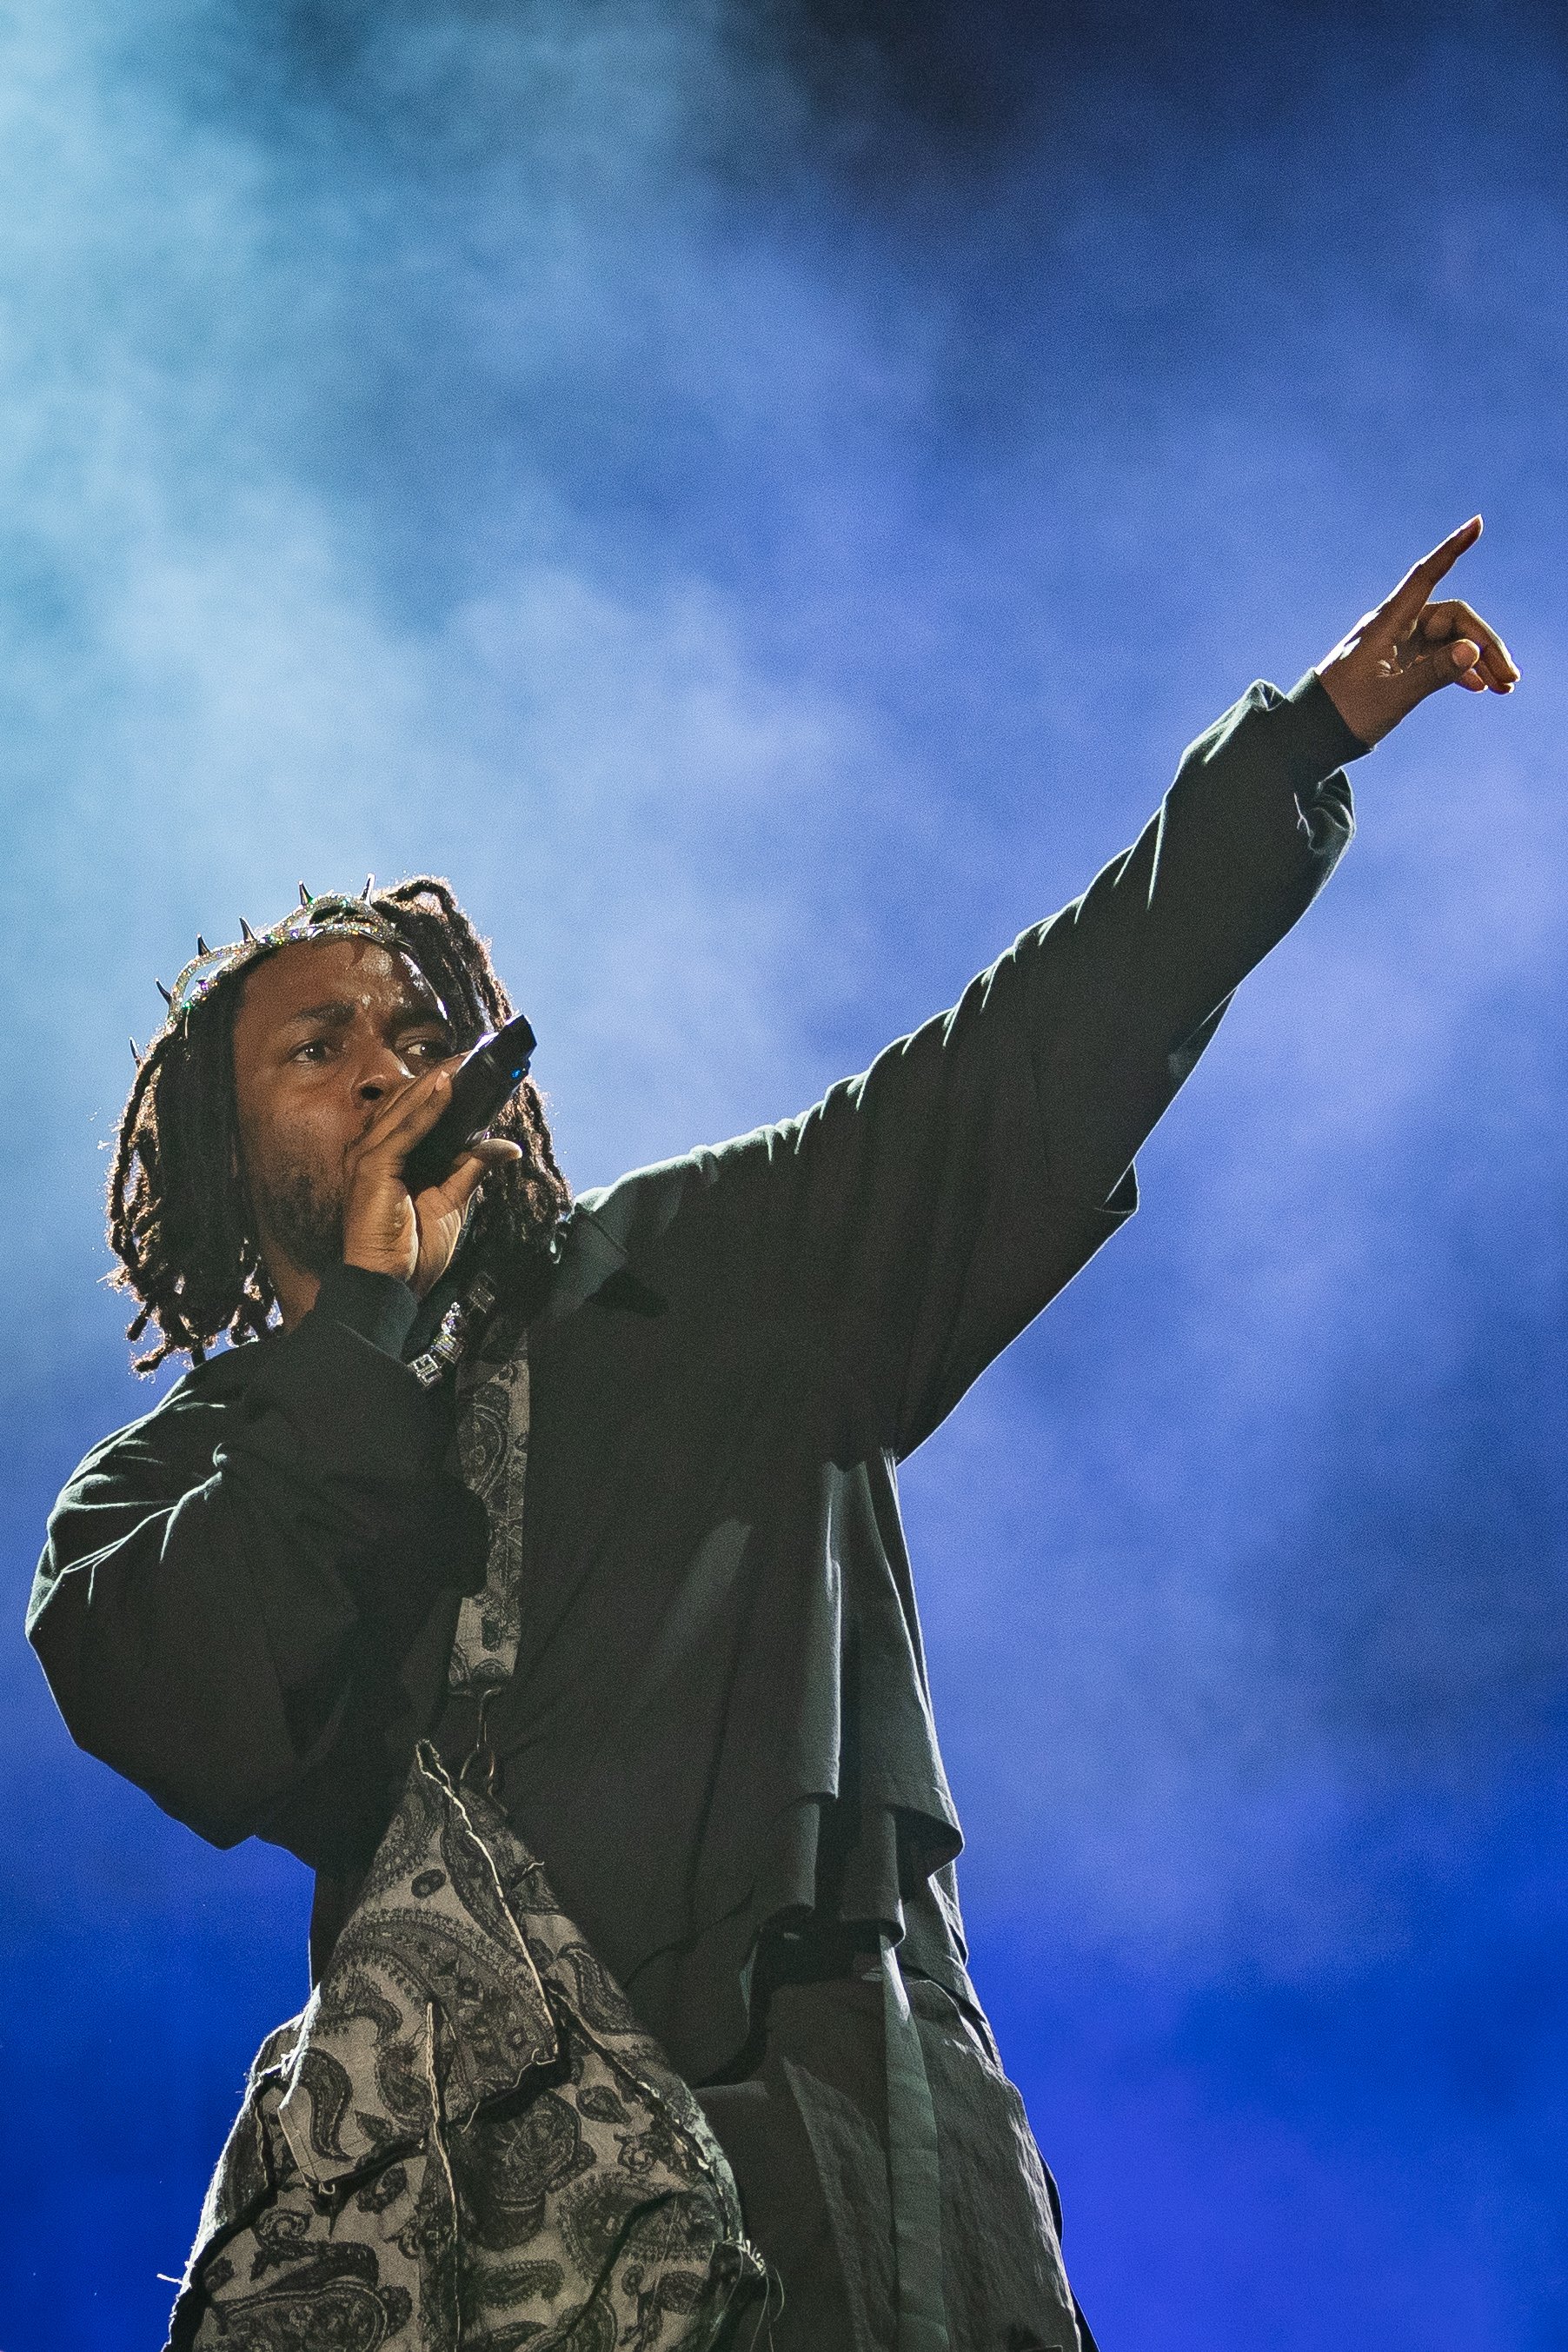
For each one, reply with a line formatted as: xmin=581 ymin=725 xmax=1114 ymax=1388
xmin=617 ymin=521 xmax=1516 ymax=1462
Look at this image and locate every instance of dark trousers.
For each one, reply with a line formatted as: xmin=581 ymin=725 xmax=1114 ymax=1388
xmin=695 ymin=1950 xmax=1092 ymax=2352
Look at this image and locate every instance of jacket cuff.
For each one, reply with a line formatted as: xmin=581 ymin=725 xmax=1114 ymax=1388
xmin=1286 ymin=668 xmax=1373 ymax=777
xmin=246 ymin=1303 xmax=448 ymax=1479
xmin=314 ymin=1262 xmax=420 ymax=1359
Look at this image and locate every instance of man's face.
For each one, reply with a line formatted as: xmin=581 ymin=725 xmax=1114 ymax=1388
xmin=230 ymin=935 xmax=455 ymax=1282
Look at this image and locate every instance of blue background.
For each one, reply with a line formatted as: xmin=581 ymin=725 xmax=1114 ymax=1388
xmin=3 ymin=2 xmax=1564 ymax=2342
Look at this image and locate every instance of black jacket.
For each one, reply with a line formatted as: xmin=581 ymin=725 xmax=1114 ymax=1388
xmin=30 ymin=672 xmax=1365 ymax=2083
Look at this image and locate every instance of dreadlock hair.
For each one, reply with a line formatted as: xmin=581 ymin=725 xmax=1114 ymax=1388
xmin=109 ymin=876 xmax=571 ymax=1373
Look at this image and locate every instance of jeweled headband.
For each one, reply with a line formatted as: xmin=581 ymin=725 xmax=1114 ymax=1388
xmin=149 ymin=880 xmax=417 ymax=1045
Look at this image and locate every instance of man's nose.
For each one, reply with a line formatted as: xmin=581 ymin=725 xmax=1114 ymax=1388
xmin=355 ymin=1043 xmax=416 ymax=1104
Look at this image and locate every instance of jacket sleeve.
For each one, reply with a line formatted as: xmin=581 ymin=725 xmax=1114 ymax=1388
xmin=644 ymin=670 xmax=1365 ymax=1459
xmin=27 ymin=1266 xmax=488 ymax=1859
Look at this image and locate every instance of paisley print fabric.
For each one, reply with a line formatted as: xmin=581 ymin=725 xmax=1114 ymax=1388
xmin=447 ymin=1318 xmax=529 ymax=1695
xmin=166 ymin=1743 xmax=768 ymax=2350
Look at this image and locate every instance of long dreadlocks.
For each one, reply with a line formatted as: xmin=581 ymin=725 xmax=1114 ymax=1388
xmin=109 ymin=878 xmax=571 ymax=1372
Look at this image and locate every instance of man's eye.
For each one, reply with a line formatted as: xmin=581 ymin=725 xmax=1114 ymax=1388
xmin=290 ymin=1039 xmax=331 ymax=1063
xmin=407 ymin=1036 xmax=454 ymax=1061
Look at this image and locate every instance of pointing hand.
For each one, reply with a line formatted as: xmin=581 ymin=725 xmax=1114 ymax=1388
xmin=1314 ymin=516 xmax=1518 ymax=748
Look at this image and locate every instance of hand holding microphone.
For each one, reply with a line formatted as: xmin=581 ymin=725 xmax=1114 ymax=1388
xmin=343 ymin=1012 xmax=538 ymax=1298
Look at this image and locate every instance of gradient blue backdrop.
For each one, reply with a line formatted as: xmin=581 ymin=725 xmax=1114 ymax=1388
xmin=3 ymin=3 xmax=1564 ymax=2343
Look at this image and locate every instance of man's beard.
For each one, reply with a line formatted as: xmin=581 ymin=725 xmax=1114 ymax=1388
xmin=249 ymin=1157 xmax=346 ymax=1281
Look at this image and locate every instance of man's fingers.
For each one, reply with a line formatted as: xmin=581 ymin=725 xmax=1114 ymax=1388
xmin=429 ymin=1133 xmax=526 ymax=1185
xmin=353 ymin=1063 xmax=460 ymax=1161
xmin=418 ymin=1139 xmax=522 ymax=1214
xmin=1419 ymin=598 xmax=1518 ymax=689
xmin=1379 ymin=515 xmax=1483 ymax=629
xmin=1404 ymin=635 xmax=1482 ymax=712
xmin=1319 ymin=519 xmax=1514 ymax=742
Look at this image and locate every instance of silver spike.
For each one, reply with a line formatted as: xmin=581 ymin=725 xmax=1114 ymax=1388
xmin=362 ymin=874 xmax=375 ymax=900
xmin=130 ymin=1037 xmax=142 ymax=1067
xmin=196 ymin=935 xmax=209 ymax=956
xmin=298 ymin=882 xmax=313 ymax=906
xmin=156 ymin=979 xmax=173 ymax=1006
xmin=239 ymin=917 xmax=256 ymax=942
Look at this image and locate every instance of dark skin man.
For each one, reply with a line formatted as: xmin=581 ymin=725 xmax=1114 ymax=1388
xmin=36 ymin=513 xmax=1520 ymax=2351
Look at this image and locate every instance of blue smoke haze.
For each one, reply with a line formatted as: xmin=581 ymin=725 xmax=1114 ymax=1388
xmin=3 ymin=2 xmax=1565 ymax=2342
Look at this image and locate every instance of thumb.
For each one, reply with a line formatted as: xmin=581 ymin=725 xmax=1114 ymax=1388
xmin=1438 ymin=637 xmax=1482 ymax=691
xmin=420 ymin=1138 xmax=523 ymax=1217
xmin=1406 ymin=635 xmax=1480 ymax=713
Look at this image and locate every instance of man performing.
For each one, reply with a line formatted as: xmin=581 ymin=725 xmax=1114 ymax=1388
xmin=30 ymin=518 xmax=1516 ymax=2350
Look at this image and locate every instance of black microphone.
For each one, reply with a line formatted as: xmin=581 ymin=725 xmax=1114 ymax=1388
xmin=401 ymin=1010 xmax=537 ymax=1194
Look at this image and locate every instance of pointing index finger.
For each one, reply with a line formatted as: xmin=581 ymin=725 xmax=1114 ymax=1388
xmin=1381 ymin=515 xmax=1483 ymax=628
